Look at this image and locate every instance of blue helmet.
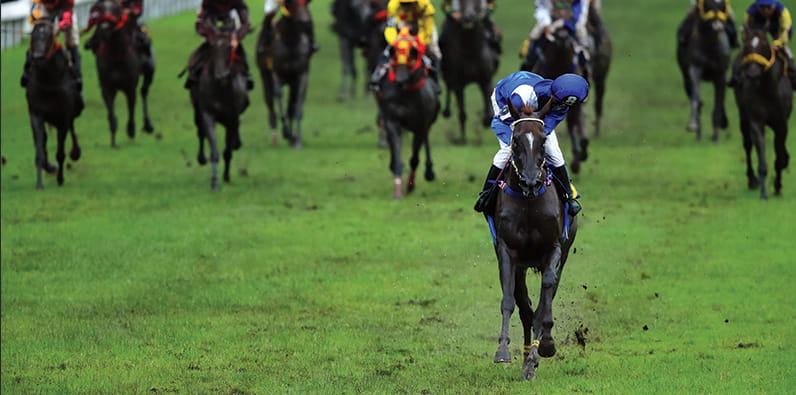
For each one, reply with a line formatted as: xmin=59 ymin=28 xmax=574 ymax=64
xmin=754 ymin=0 xmax=776 ymax=6
xmin=551 ymin=74 xmax=589 ymax=105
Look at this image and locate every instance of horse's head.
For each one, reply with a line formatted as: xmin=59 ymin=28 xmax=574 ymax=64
xmin=456 ymin=0 xmax=488 ymax=28
xmin=698 ymin=0 xmax=730 ymax=37
xmin=507 ymin=100 xmax=549 ymax=198
xmin=387 ymin=27 xmax=427 ymax=88
xmin=90 ymin=0 xmax=124 ymax=38
xmin=282 ymin=0 xmax=311 ymax=20
xmin=738 ymin=28 xmax=776 ymax=80
xmin=29 ymin=19 xmax=58 ymax=63
xmin=205 ymin=23 xmax=239 ymax=80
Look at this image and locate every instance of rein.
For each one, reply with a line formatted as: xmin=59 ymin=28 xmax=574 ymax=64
xmin=742 ymin=47 xmax=776 ymax=71
xmin=492 ymin=117 xmax=550 ymax=198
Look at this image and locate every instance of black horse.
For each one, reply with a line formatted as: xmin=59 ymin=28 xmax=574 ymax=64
xmin=731 ymin=29 xmax=791 ymax=199
xmin=489 ymin=101 xmax=577 ymax=380
xmin=256 ymin=0 xmax=313 ymax=149
xmin=362 ymin=0 xmax=389 ymax=147
xmin=522 ymin=2 xmax=589 ymax=174
xmin=24 ymin=19 xmax=83 ymax=189
xmin=189 ymin=22 xmax=250 ymax=190
xmin=439 ymin=0 xmax=500 ymax=144
xmin=677 ymin=0 xmax=731 ymax=142
xmin=373 ymin=31 xmax=439 ymax=200
xmin=331 ymin=0 xmax=367 ymax=101
xmin=85 ymin=0 xmax=154 ymax=148
xmin=585 ymin=1 xmax=611 ymax=137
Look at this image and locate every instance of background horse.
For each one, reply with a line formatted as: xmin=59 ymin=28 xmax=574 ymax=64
xmin=439 ymin=0 xmax=500 ymax=144
xmin=362 ymin=0 xmax=389 ymax=148
xmin=86 ymin=0 xmax=154 ymax=148
xmin=25 ymin=19 xmax=83 ymax=189
xmin=585 ymin=1 xmax=611 ymax=137
xmin=256 ymin=0 xmax=313 ymax=149
xmin=189 ymin=22 xmax=250 ymax=190
xmin=331 ymin=0 xmax=367 ymax=101
xmin=523 ymin=1 xmax=589 ymax=173
xmin=731 ymin=29 xmax=791 ymax=199
xmin=676 ymin=0 xmax=731 ymax=142
xmin=374 ymin=31 xmax=439 ymax=200
xmin=490 ymin=101 xmax=577 ymax=381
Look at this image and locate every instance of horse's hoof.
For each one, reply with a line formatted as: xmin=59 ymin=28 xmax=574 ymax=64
xmin=425 ymin=170 xmax=435 ymax=182
xmin=143 ymin=123 xmax=154 ymax=134
xmin=292 ymin=140 xmax=303 ymax=150
xmin=36 ymin=183 xmax=44 ymax=190
xmin=571 ymin=161 xmax=581 ymax=174
xmin=494 ymin=348 xmax=511 ymax=363
xmin=538 ymin=338 xmax=556 ymax=358
xmin=57 ymin=176 xmax=64 ymax=186
xmin=442 ymin=109 xmax=451 ymax=118
xmin=377 ymin=139 xmax=388 ymax=149
xmin=70 ymin=147 xmax=81 ymax=161
xmin=197 ymin=154 xmax=208 ymax=166
xmin=44 ymin=162 xmax=57 ymax=174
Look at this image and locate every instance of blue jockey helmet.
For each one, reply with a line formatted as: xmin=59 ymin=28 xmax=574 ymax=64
xmin=755 ymin=0 xmax=776 ymax=6
xmin=551 ymin=74 xmax=589 ymax=105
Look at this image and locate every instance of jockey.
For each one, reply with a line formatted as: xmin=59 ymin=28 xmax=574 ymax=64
xmin=474 ymin=71 xmax=589 ymax=217
xmin=520 ymin=0 xmax=590 ymax=73
xmin=441 ymin=0 xmax=501 ymax=53
xmin=21 ymin=0 xmax=82 ymax=88
xmin=370 ymin=0 xmax=441 ymax=86
xmin=184 ymin=0 xmax=253 ymax=90
xmin=677 ymin=0 xmax=740 ymax=49
xmin=262 ymin=0 xmax=319 ymax=54
xmin=84 ymin=0 xmax=153 ymax=60
xmin=743 ymin=0 xmax=796 ymax=88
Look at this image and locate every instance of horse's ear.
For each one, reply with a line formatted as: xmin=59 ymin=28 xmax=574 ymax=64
xmin=535 ymin=97 xmax=553 ymax=119
xmin=507 ymin=98 xmax=520 ymax=120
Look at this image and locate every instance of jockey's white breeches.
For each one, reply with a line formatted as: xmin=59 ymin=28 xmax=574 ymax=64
xmin=492 ymin=130 xmax=566 ymax=169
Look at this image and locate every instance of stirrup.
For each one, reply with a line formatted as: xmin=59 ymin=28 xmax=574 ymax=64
xmin=567 ymin=198 xmax=582 ymax=216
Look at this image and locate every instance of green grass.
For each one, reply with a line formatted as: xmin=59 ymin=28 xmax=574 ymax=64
xmin=2 ymin=0 xmax=795 ymax=393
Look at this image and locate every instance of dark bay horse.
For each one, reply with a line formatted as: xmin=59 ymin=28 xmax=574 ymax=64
xmin=439 ymin=0 xmax=500 ymax=144
xmin=85 ymin=0 xmax=154 ymax=148
xmin=189 ymin=22 xmax=250 ymax=190
xmin=331 ymin=0 xmax=367 ymax=101
xmin=489 ymin=101 xmax=577 ymax=380
xmin=523 ymin=2 xmax=589 ymax=174
xmin=362 ymin=0 xmax=389 ymax=147
xmin=25 ymin=19 xmax=83 ymax=189
xmin=374 ymin=31 xmax=439 ymax=200
xmin=256 ymin=0 xmax=313 ymax=149
xmin=731 ymin=29 xmax=791 ymax=199
xmin=585 ymin=1 xmax=611 ymax=137
xmin=677 ymin=0 xmax=731 ymax=142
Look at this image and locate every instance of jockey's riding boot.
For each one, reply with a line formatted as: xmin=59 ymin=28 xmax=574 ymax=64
xmin=474 ymin=165 xmax=502 ymax=216
xmin=84 ymin=32 xmax=98 ymax=52
xmin=551 ymin=165 xmax=582 ymax=216
xmin=303 ymin=20 xmax=320 ymax=54
xmin=725 ymin=19 xmax=739 ymax=49
xmin=21 ymin=51 xmax=32 ymax=87
xmin=236 ymin=46 xmax=255 ymax=90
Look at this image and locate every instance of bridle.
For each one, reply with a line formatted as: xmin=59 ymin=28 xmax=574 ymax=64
xmin=504 ymin=117 xmax=549 ymax=197
xmin=31 ymin=18 xmax=62 ymax=59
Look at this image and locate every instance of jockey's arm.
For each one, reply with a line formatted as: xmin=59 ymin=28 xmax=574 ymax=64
xmin=58 ymin=0 xmax=76 ymax=31
xmin=773 ymin=7 xmax=792 ymax=47
xmin=534 ymin=0 xmax=552 ymax=28
xmin=418 ymin=3 xmax=437 ymax=46
xmin=264 ymin=0 xmax=279 ymax=21
xmin=234 ymin=0 xmax=250 ymax=38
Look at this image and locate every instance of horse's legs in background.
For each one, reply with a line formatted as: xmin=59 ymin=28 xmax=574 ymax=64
xmin=337 ymin=36 xmax=355 ymax=102
xmin=384 ymin=118 xmax=404 ymax=200
xmin=260 ymin=68 xmax=278 ymax=146
xmin=102 ymin=87 xmax=119 ymax=147
xmin=141 ymin=57 xmax=155 ymax=133
xmin=222 ymin=119 xmax=238 ymax=183
xmin=535 ymin=243 xmax=563 ymax=359
xmin=288 ymin=74 xmax=309 ymax=149
xmin=442 ymin=82 xmax=452 ymax=118
xmin=772 ymin=121 xmax=789 ymax=196
xmin=739 ymin=115 xmax=758 ymax=190
xmin=494 ymin=243 xmax=516 ymax=363
xmin=275 ymin=78 xmax=292 ymax=144
xmin=567 ymin=106 xmax=587 ymax=174
xmin=68 ymin=121 xmax=81 ymax=161
xmin=687 ymin=65 xmax=702 ymax=140
xmin=515 ymin=267 xmax=538 ymax=380
xmin=479 ymin=80 xmax=494 ymax=128
xmin=55 ymin=125 xmax=68 ymax=186
xmin=406 ymin=130 xmax=423 ymax=194
xmin=748 ymin=120 xmax=768 ymax=200
xmin=711 ymin=78 xmax=728 ymax=143
xmin=376 ymin=109 xmax=388 ymax=148
xmin=454 ymin=86 xmax=467 ymax=144
xmin=30 ymin=115 xmax=48 ymax=189
xmin=192 ymin=97 xmax=208 ymax=165
xmin=200 ymin=112 xmax=220 ymax=190
xmin=592 ymin=69 xmax=606 ymax=137
xmin=124 ymin=87 xmax=137 ymax=139
xmin=423 ymin=130 xmax=435 ymax=182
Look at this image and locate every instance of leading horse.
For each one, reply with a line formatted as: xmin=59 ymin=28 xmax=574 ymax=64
xmin=256 ymin=0 xmax=313 ymax=149
xmin=439 ymin=0 xmax=500 ymax=144
xmin=677 ymin=0 xmax=731 ymax=142
xmin=189 ymin=21 xmax=250 ymax=190
xmin=25 ymin=19 xmax=83 ymax=189
xmin=85 ymin=0 xmax=155 ymax=148
xmin=489 ymin=101 xmax=577 ymax=380
xmin=731 ymin=29 xmax=791 ymax=199
xmin=373 ymin=30 xmax=439 ymax=200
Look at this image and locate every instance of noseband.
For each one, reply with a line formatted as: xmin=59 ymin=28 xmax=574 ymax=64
xmin=506 ymin=117 xmax=549 ymax=197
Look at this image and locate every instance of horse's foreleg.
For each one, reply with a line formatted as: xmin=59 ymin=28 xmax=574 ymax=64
xmin=574 ymin=105 xmax=589 ymax=162
xmin=494 ymin=243 xmax=516 ymax=364
xmin=480 ymin=81 xmax=494 ymax=128
xmin=102 ymin=88 xmax=119 ymax=147
xmin=442 ymin=83 xmax=452 ymax=118
xmin=30 ymin=115 xmax=47 ymax=189
xmin=535 ymin=243 xmax=563 ymax=359
xmin=125 ymin=88 xmax=137 ymax=139
xmin=222 ymin=121 xmax=238 ymax=183
xmin=740 ymin=116 xmax=757 ymax=189
xmin=337 ymin=38 xmax=354 ymax=102
xmin=687 ymin=65 xmax=702 ymax=139
xmin=712 ymin=78 xmax=728 ymax=142
xmin=385 ymin=119 xmax=404 ymax=200
xmin=141 ymin=61 xmax=155 ymax=133
xmin=68 ymin=121 xmax=81 ymax=161
xmin=290 ymin=76 xmax=309 ymax=150
xmin=454 ymin=88 xmax=467 ymax=144
xmin=593 ymin=71 xmax=606 ymax=137
xmin=55 ymin=126 xmax=68 ymax=186
xmin=772 ymin=121 xmax=789 ymax=196
xmin=515 ymin=268 xmax=538 ymax=380
xmin=750 ymin=121 xmax=768 ymax=200
xmin=261 ymin=69 xmax=278 ymax=146
xmin=200 ymin=112 xmax=219 ymax=190
xmin=423 ymin=130 xmax=435 ymax=182
xmin=407 ymin=131 xmax=423 ymax=194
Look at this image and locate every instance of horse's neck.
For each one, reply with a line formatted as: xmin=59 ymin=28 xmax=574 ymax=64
xmin=32 ymin=54 xmax=68 ymax=85
xmin=101 ymin=29 xmax=133 ymax=56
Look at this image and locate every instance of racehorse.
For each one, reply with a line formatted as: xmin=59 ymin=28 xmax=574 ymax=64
xmin=256 ymin=0 xmax=313 ymax=149
xmin=439 ymin=0 xmax=500 ymax=144
xmin=522 ymin=1 xmax=589 ymax=173
xmin=585 ymin=0 xmax=611 ymax=137
xmin=85 ymin=0 xmax=154 ymax=148
xmin=489 ymin=101 xmax=577 ymax=380
xmin=189 ymin=21 xmax=250 ymax=190
xmin=331 ymin=0 xmax=367 ymax=101
xmin=362 ymin=0 xmax=389 ymax=148
xmin=373 ymin=29 xmax=439 ymax=200
xmin=676 ymin=0 xmax=731 ymax=142
xmin=25 ymin=19 xmax=83 ymax=189
xmin=731 ymin=29 xmax=791 ymax=199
